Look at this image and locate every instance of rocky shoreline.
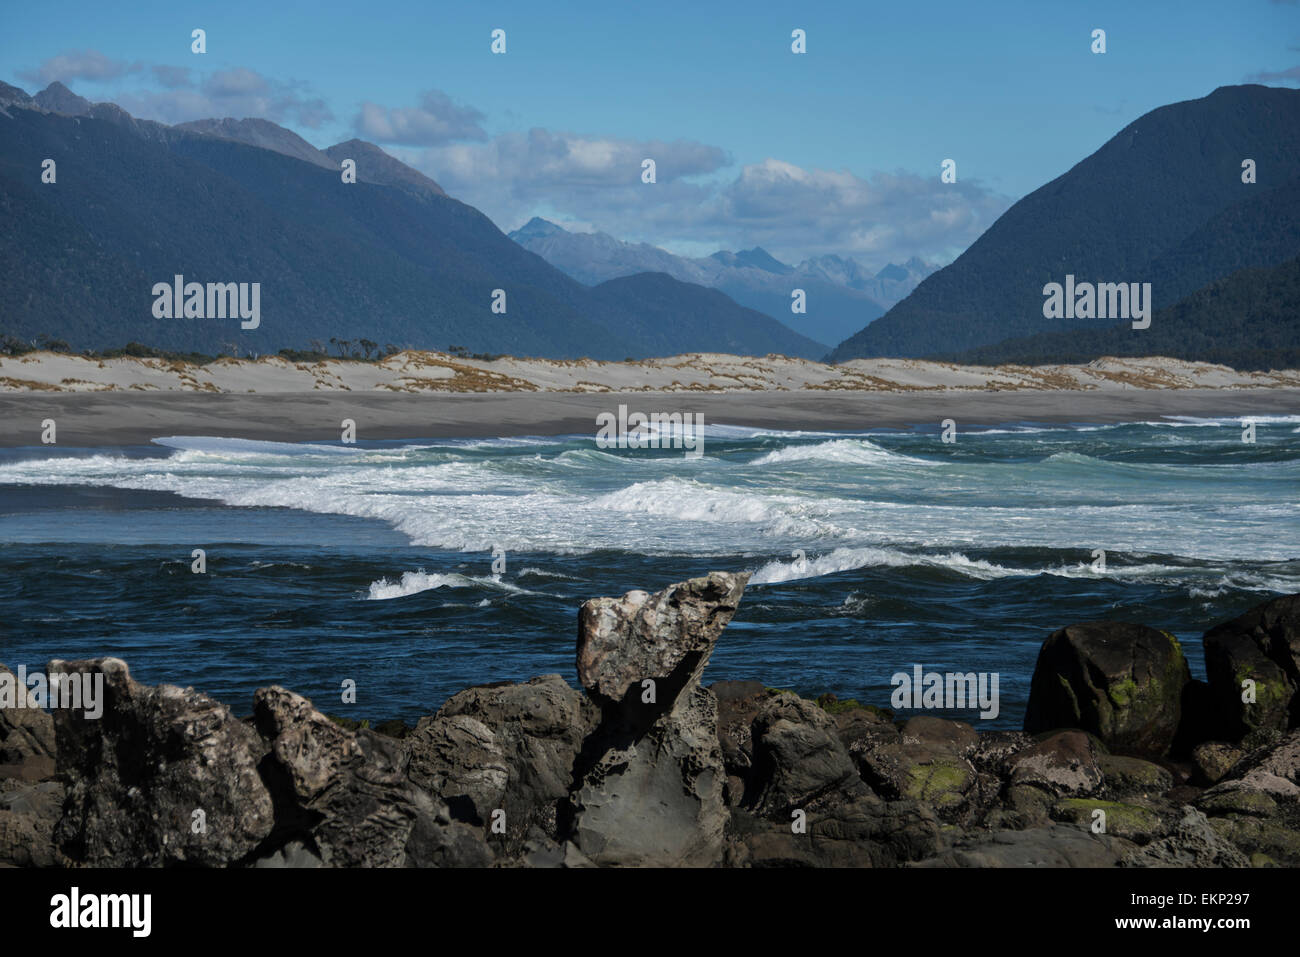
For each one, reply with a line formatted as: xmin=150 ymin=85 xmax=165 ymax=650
xmin=3 ymin=573 xmax=1298 ymax=868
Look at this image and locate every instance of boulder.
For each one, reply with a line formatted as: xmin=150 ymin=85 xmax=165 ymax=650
xmin=253 ymin=686 xmax=492 ymax=868
xmin=406 ymin=714 xmax=509 ymax=825
xmin=407 ymin=674 xmax=599 ymax=848
xmin=0 ymin=779 xmax=65 ymax=867
xmin=1191 ymin=742 xmax=1245 ymax=786
xmin=51 ymin=658 xmax=275 ymax=867
xmin=1049 ymin=798 xmax=1163 ymax=843
xmin=853 ymin=716 xmax=985 ymax=823
xmin=1097 ymin=753 xmax=1174 ymax=797
xmin=1007 ymin=730 xmax=1105 ymax=798
xmin=1121 ymin=806 xmax=1250 ymax=867
xmin=746 ymin=693 xmax=863 ymax=815
xmin=565 ymin=572 xmax=746 ymax=866
xmin=1203 ymin=594 xmax=1300 ymax=739
xmin=1024 ymin=622 xmax=1189 ymax=756
xmin=0 ymin=663 xmax=57 ymax=772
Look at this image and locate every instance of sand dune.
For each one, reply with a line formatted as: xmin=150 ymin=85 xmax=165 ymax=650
xmin=1 ymin=350 xmax=1297 ymax=394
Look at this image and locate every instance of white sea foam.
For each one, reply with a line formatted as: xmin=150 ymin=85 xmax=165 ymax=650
xmin=365 ymin=570 xmax=540 ymax=600
xmin=751 ymin=439 xmax=932 ymax=467
xmin=1 ymin=427 xmax=1295 ymax=567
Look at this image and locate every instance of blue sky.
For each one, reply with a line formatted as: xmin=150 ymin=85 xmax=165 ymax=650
xmin=3 ymin=0 xmax=1297 ymax=267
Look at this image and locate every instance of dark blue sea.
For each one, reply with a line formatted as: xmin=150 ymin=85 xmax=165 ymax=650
xmin=1 ymin=416 xmax=1297 ymax=729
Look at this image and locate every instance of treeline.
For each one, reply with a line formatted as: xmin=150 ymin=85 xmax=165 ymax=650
xmin=938 ymin=256 xmax=1300 ymax=371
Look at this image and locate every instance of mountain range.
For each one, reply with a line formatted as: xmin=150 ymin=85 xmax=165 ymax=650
xmin=830 ymin=85 xmax=1300 ymax=364
xmin=0 ymin=82 xmax=824 ymax=360
xmin=508 ymin=216 xmax=936 ymax=348
xmin=3 ymin=79 xmax=1296 ymax=369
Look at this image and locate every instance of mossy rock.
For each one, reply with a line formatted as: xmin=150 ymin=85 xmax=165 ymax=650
xmin=903 ymin=755 xmax=973 ymax=809
xmin=1025 ymin=622 xmax=1189 ymax=757
xmin=1203 ymin=598 xmax=1300 ymax=740
xmin=1191 ymin=741 xmax=1245 ymax=785
xmin=1050 ymin=798 xmax=1163 ymax=842
xmin=1207 ymin=814 xmax=1300 ymax=867
xmin=1003 ymin=784 xmax=1054 ymax=825
xmin=1195 ymin=787 xmax=1278 ymax=818
xmin=1097 ymin=753 xmax=1174 ymax=795
xmin=812 ymin=692 xmax=892 ymax=720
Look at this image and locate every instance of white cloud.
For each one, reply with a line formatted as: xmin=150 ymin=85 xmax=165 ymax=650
xmin=409 ymin=133 xmax=1009 ymax=266
xmin=114 ymin=67 xmax=334 ymax=128
xmin=352 ymin=90 xmax=487 ymax=145
xmin=21 ymin=49 xmax=138 ymax=86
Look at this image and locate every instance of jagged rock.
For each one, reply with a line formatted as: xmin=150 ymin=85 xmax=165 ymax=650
xmin=568 ymin=683 xmax=728 ymax=866
xmin=253 ymin=686 xmax=492 ymax=868
xmin=1007 ymin=730 xmax=1105 ymax=797
xmin=0 ymin=663 xmax=57 ymax=781
xmin=1203 ymin=594 xmax=1300 ymax=739
xmin=746 ymin=692 xmax=863 ymax=816
xmin=711 ymin=680 xmax=769 ymax=802
xmin=853 ymin=716 xmax=985 ymax=823
xmin=0 ymin=780 xmax=65 ymax=867
xmin=1121 ymin=807 xmax=1250 ymax=867
xmin=1199 ymin=729 xmax=1300 ymax=801
xmin=406 ymin=674 xmax=599 ymax=851
xmin=576 ymin=571 xmax=748 ymax=709
xmin=566 ymin=573 xmax=747 ymax=866
xmin=520 ymin=834 xmax=596 ymax=868
xmin=915 ymin=824 xmax=1132 ymax=867
xmin=1191 ymin=741 xmax=1245 ymax=786
xmin=1191 ymin=734 xmax=1300 ymax=867
xmin=1024 ymin=622 xmax=1189 ymax=756
xmin=51 ymin=658 xmax=275 ymax=867
xmin=405 ymin=714 xmax=508 ymax=825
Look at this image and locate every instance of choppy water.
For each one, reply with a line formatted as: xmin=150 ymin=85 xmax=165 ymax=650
xmin=0 ymin=415 xmax=1296 ymax=729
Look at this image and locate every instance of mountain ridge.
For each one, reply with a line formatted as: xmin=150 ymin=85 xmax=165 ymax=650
xmin=828 ymin=85 xmax=1300 ymax=362
xmin=509 ymin=217 xmax=937 ymax=347
xmin=0 ymin=83 xmax=823 ymax=360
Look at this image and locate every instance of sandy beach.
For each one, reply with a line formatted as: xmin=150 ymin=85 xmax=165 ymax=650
xmin=1 ymin=350 xmax=1296 ymax=445
xmin=1 ymin=385 xmax=1297 ymax=447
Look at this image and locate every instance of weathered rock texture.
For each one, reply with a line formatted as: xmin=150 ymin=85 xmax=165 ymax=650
xmin=564 ymin=572 xmax=747 ymax=866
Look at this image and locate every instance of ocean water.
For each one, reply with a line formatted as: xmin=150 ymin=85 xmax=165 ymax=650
xmin=0 ymin=415 xmax=1296 ymax=730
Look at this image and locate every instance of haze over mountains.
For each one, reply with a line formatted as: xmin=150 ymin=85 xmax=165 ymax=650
xmin=508 ymin=217 xmax=936 ymax=348
xmin=830 ymin=85 xmax=1300 ymax=365
xmin=0 ymin=82 xmax=824 ymax=360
